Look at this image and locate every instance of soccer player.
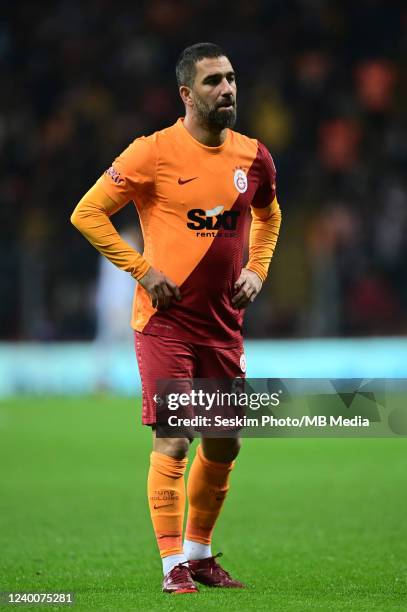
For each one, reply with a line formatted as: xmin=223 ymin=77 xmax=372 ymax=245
xmin=71 ymin=42 xmax=281 ymax=594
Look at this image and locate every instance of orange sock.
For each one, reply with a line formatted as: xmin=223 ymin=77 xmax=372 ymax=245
xmin=147 ymin=451 xmax=187 ymax=558
xmin=185 ymin=444 xmax=234 ymax=545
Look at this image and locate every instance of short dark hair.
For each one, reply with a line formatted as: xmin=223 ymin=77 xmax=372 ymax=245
xmin=175 ymin=42 xmax=226 ymax=88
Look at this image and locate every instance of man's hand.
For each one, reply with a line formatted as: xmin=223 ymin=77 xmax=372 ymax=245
xmin=232 ymin=268 xmax=263 ymax=309
xmin=139 ymin=267 xmax=182 ymax=310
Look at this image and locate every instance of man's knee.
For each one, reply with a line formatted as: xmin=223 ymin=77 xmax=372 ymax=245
xmin=201 ymin=436 xmax=241 ymax=463
xmin=153 ymin=435 xmax=190 ymax=459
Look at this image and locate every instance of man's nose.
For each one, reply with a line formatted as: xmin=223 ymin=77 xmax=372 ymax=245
xmin=221 ymin=78 xmax=234 ymax=96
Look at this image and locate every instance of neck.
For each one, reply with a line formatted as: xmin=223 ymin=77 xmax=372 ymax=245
xmin=183 ymin=115 xmax=227 ymax=147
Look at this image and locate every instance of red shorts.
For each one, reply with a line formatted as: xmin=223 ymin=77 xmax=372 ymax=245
xmin=134 ymin=331 xmax=246 ymax=425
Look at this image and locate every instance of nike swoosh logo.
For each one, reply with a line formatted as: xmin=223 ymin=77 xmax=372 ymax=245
xmin=153 ymin=503 xmax=174 ymax=509
xmin=178 ymin=177 xmax=198 ymax=185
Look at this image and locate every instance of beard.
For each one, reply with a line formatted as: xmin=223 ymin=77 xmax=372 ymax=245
xmin=194 ymin=94 xmax=237 ymax=129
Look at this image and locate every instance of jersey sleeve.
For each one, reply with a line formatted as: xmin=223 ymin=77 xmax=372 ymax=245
xmin=251 ymin=141 xmax=277 ymax=209
xmin=70 ymin=182 xmax=150 ymax=280
xmin=246 ymin=142 xmax=281 ymax=281
xmin=97 ymin=135 xmax=157 ymax=206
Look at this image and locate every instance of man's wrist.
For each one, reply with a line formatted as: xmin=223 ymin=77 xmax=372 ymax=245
xmin=131 ymin=260 xmax=151 ymax=281
xmin=245 ymin=264 xmax=265 ymax=283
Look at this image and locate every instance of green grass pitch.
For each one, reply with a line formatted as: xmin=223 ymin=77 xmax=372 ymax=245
xmin=0 ymin=396 xmax=406 ymax=611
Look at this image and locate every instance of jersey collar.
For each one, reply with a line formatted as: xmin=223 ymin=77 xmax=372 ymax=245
xmin=176 ymin=118 xmax=230 ymax=154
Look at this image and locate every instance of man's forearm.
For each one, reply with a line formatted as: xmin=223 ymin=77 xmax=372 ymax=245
xmin=70 ymin=182 xmax=150 ymax=280
xmin=246 ymin=198 xmax=282 ymax=282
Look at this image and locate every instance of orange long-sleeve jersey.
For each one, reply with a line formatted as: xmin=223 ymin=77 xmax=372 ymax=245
xmin=71 ymin=118 xmax=282 ymax=346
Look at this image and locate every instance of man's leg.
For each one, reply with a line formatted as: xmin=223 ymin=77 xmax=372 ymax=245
xmin=148 ymin=433 xmax=190 ymax=574
xmin=183 ymin=342 xmax=246 ymax=587
xmin=185 ymin=436 xmax=245 ymax=587
xmin=135 ymin=332 xmax=198 ymax=591
xmin=184 ymin=437 xmax=240 ymax=559
xmin=184 ymin=341 xmax=245 ymax=559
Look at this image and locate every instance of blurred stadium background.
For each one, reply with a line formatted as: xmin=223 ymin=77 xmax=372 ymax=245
xmin=1 ymin=3 xmax=407 ymax=609
xmin=1 ymin=0 xmax=406 ymax=393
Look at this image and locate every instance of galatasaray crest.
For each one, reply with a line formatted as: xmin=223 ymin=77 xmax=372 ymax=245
xmin=234 ymin=168 xmax=248 ymax=194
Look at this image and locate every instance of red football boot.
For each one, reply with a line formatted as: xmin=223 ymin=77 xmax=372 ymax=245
xmin=188 ymin=553 xmax=245 ymax=588
xmin=162 ymin=563 xmax=199 ymax=594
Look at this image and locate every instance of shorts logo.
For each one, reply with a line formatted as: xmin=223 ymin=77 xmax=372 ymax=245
xmin=240 ymin=353 xmax=246 ymax=373
xmin=234 ymin=168 xmax=248 ymax=194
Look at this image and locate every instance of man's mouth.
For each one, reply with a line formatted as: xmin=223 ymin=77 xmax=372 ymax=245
xmin=217 ymin=102 xmax=234 ymax=110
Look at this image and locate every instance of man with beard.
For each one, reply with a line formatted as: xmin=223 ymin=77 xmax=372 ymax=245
xmin=71 ymin=42 xmax=282 ymax=594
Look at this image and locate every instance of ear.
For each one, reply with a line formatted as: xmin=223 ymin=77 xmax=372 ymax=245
xmin=179 ymin=85 xmax=194 ymax=108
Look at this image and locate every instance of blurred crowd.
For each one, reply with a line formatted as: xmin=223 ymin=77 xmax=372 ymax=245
xmin=1 ymin=0 xmax=406 ymax=340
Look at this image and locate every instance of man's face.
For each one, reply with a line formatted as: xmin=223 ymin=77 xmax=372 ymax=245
xmin=190 ymin=56 xmax=237 ymax=129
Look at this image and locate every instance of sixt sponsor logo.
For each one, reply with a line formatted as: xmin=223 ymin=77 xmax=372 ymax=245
xmin=187 ymin=205 xmax=239 ymax=237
